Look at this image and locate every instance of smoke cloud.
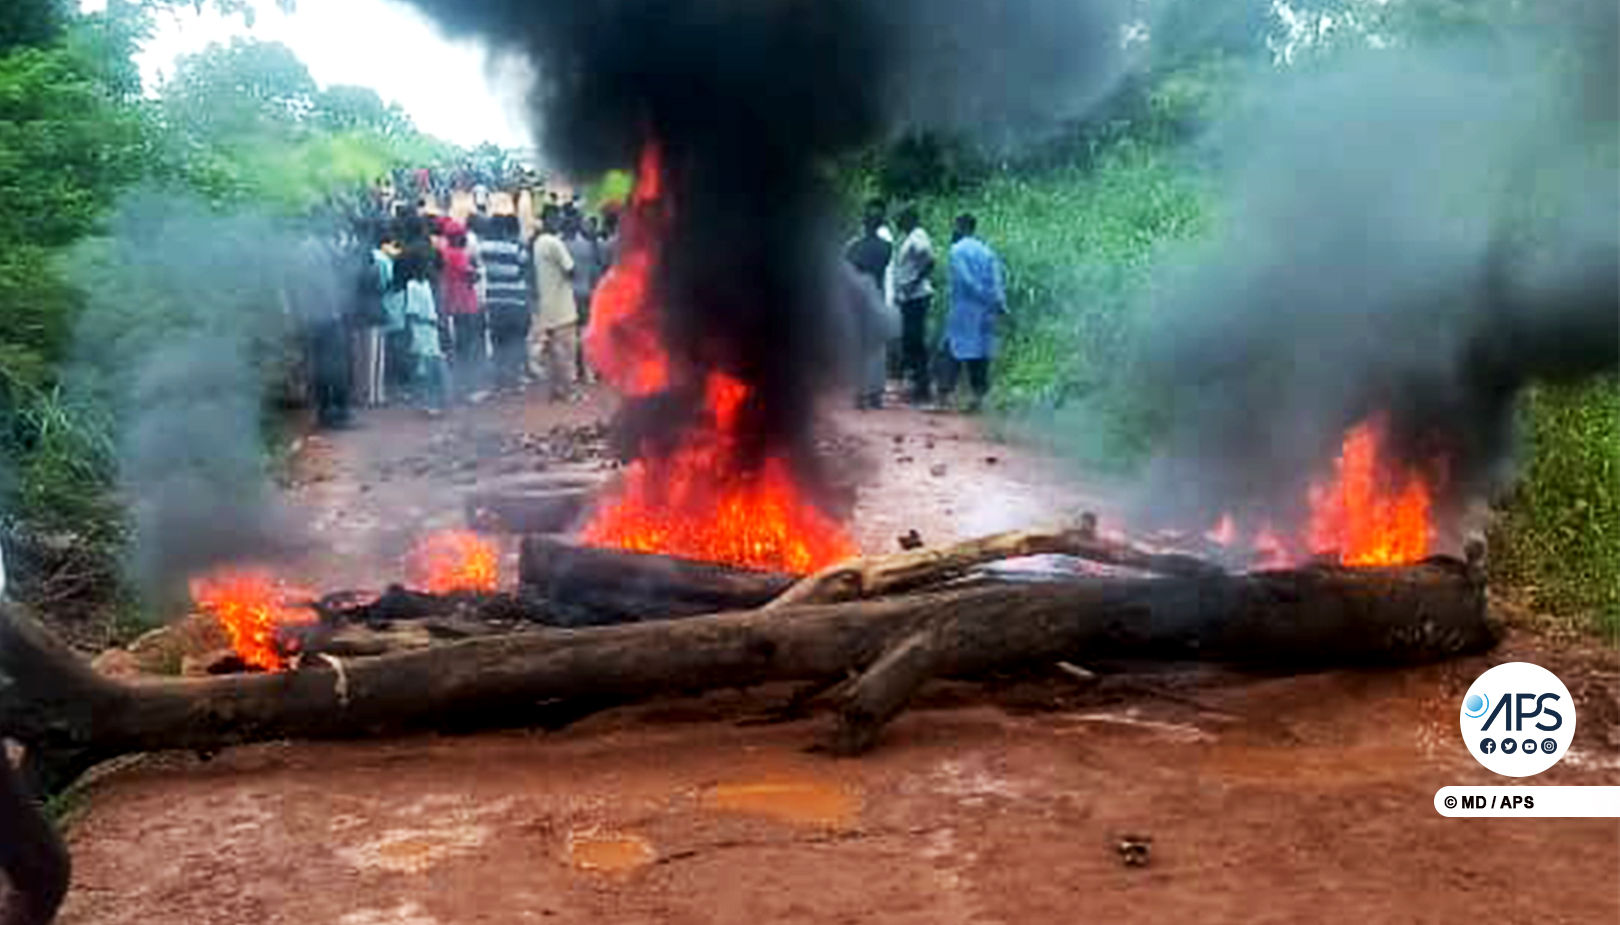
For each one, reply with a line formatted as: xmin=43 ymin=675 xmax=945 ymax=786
xmin=400 ymin=0 xmax=1131 ymax=488
xmin=1129 ymin=12 xmax=1618 ymax=539
xmin=400 ymin=0 xmax=1613 ymax=546
xmin=69 ymin=192 xmax=313 ymax=603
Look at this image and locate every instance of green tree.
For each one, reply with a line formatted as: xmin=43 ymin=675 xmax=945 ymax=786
xmin=162 ymin=37 xmax=318 ymax=139
xmin=315 ymin=84 xmax=412 ymax=137
xmin=0 ymin=48 xmax=148 ymax=247
xmin=0 ymin=0 xmax=67 ymax=56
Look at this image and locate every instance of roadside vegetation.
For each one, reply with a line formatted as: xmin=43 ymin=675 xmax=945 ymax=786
xmin=0 ymin=0 xmax=481 ymax=641
xmin=847 ymin=0 xmax=1619 ymax=637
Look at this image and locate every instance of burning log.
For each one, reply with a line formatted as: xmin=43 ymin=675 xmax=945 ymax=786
xmin=312 ymin=586 xmax=541 ymax=627
xmin=0 ymin=557 xmax=1493 ymax=790
xmin=282 ymin=587 xmax=554 ymax=658
xmin=519 ymin=521 xmax=1220 ymax=626
xmin=518 ymin=537 xmax=796 ymax=625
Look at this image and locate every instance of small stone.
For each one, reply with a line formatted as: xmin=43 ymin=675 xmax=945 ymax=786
xmin=1117 ymin=834 xmax=1152 ymax=867
xmin=929 ymin=463 xmax=948 ymax=477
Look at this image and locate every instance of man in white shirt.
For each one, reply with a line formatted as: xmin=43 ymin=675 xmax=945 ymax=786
xmin=891 ymin=204 xmax=936 ymax=404
xmin=530 ymin=206 xmax=579 ymax=401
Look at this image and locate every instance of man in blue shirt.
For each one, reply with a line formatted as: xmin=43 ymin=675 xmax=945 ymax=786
xmin=941 ymin=213 xmax=1006 ymax=412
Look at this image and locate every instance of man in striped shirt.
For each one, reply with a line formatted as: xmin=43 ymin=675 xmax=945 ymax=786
xmin=477 ymin=214 xmax=532 ymax=392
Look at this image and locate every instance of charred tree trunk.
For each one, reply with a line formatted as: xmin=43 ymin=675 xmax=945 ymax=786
xmin=312 ymin=586 xmax=545 ymax=627
xmin=0 ymin=559 xmax=1494 ymax=787
xmin=830 ymin=629 xmax=943 ymax=756
xmin=518 ymin=537 xmax=795 ymax=624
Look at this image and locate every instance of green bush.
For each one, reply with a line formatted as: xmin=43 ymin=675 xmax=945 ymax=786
xmin=903 ymin=145 xmax=1209 ymax=470
xmin=1490 ymin=378 xmax=1620 ymax=638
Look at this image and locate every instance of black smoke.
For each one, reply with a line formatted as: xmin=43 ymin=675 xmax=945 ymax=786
xmin=400 ymin=0 xmax=1128 ymax=489
xmin=1131 ymin=12 xmax=1619 ymax=541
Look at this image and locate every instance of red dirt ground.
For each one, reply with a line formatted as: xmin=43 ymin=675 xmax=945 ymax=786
xmin=54 ymin=389 xmax=1620 ymax=924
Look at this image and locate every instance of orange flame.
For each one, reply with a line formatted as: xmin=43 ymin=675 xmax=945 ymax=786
xmin=1307 ymin=417 xmax=1435 ymax=566
xmin=580 ymin=142 xmax=857 ymax=574
xmin=406 ymin=530 xmax=500 ymax=593
xmin=582 ymin=376 xmax=857 ymax=574
xmin=587 ymin=143 xmax=672 ymax=397
xmin=1202 ymin=416 xmax=1438 ymax=569
xmin=189 ymin=567 xmax=316 ymax=672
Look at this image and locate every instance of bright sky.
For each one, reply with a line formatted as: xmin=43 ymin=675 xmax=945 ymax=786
xmin=84 ymin=0 xmax=535 ymax=149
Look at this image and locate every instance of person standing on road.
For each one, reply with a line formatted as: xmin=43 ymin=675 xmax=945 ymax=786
xmin=891 ymin=204 xmax=936 ymax=405
xmin=351 ymin=220 xmax=392 ymax=408
xmin=846 ymin=198 xmax=895 ymax=410
xmin=530 ymin=207 xmax=579 ymax=402
xmin=399 ymin=246 xmax=450 ymax=414
xmin=940 ymin=213 xmax=1006 ymax=413
xmin=599 ymin=208 xmax=621 ymax=270
xmin=562 ymin=213 xmax=602 ymax=385
xmin=289 ymin=220 xmax=354 ymax=430
xmin=437 ymin=222 xmax=485 ymax=398
xmin=479 ymin=215 xmax=532 ymax=393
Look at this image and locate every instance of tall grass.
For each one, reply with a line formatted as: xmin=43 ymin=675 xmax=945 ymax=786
xmin=1489 ymin=378 xmax=1620 ymax=639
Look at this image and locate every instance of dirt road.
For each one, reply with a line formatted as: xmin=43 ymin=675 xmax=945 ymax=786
xmin=55 ymin=390 xmax=1620 ymax=924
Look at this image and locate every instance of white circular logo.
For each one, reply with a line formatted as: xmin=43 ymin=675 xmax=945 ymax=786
xmin=1460 ymin=662 xmax=1575 ymax=777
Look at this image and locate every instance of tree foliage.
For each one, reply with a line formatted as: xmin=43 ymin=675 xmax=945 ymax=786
xmin=152 ymin=37 xmax=461 ymax=209
xmin=0 ymin=48 xmax=148 ymax=247
xmin=0 ymin=6 xmax=473 ymax=632
xmin=0 ymin=0 xmax=68 ymax=56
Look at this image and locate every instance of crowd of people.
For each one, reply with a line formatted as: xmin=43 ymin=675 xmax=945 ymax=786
xmin=843 ymin=199 xmax=1007 ymax=413
xmin=295 ymin=176 xmax=1004 ymax=430
xmin=297 ymin=188 xmax=619 ymax=428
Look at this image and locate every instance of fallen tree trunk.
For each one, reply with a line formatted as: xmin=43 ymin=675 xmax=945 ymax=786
xmin=312 ymin=586 xmax=543 ymax=627
xmin=0 ymin=559 xmax=1493 ymax=789
xmin=768 ymin=519 xmax=1223 ymax=609
xmin=830 ymin=628 xmax=942 ymax=756
xmin=518 ymin=537 xmax=796 ymax=624
xmin=518 ymin=523 xmax=1220 ymax=624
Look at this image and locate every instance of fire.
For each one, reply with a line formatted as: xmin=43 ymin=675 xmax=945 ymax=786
xmin=1307 ymin=417 xmax=1434 ymax=566
xmin=1204 ymin=415 xmax=1438 ymax=569
xmin=580 ymin=142 xmax=857 ymax=574
xmin=406 ymin=530 xmax=500 ymax=593
xmin=190 ymin=567 xmax=316 ymax=672
xmin=586 ymin=143 xmax=671 ymax=397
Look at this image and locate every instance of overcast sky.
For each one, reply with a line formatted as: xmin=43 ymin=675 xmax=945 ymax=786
xmin=84 ymin=0 xmax=535 ymax=149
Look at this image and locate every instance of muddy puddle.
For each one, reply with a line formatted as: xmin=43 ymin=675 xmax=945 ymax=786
xmin=566 ymin=830 xmax=658 ymax=874
xmin=703 ymin=779 xmax=862 ymax=828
